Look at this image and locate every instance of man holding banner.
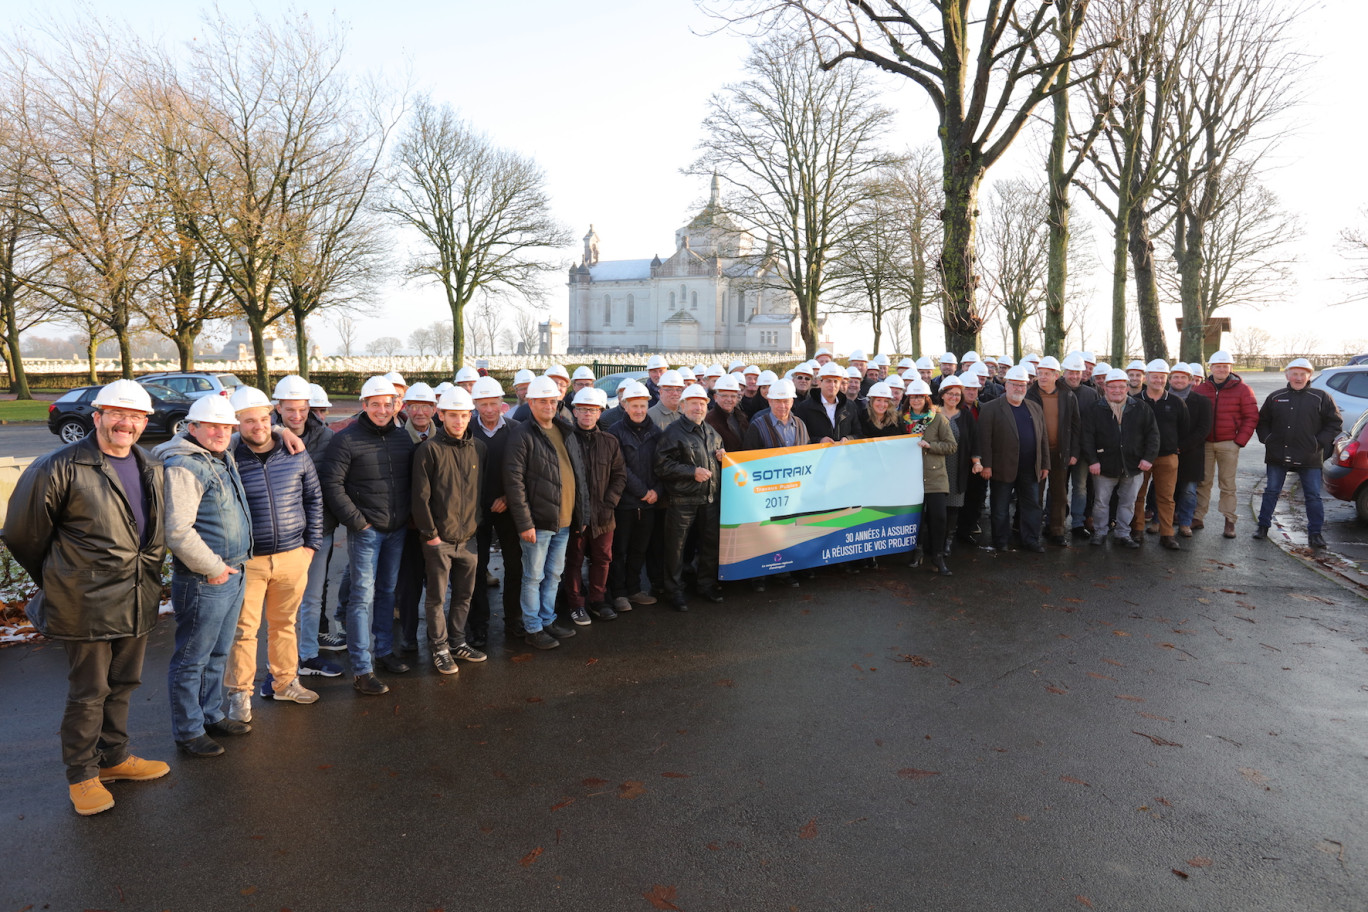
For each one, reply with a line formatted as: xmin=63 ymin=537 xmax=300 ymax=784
xmin=655 ymin=384 xmax=726 ymax=611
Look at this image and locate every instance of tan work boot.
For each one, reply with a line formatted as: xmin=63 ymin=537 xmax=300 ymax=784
xmin=1223 ymin=519 xmax=1236 ymax=539
xmin=70 ymin=777 xmax=115 ymax=816
xmin=98 ymin=755 xmax=171 ymax=783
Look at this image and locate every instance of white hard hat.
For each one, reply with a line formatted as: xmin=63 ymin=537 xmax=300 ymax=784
xmin=1025 ymin=353 xmax=1041 ymax=365
xmin=572 ymin=387 xmax=608 ymax=408
xmin=544 ymin=364 xmax=570 ymax=382
xmin=867 ymin=381 xmax=892 ymax=399
xmin=514 ymin=368 xmax=536 ymax=386
xmin=471 ymin=377 xmax=504 ymax=399
xmin=960 ymin=372 xmax=981 ymax=389
xmin=846 ymin=366 xmax=862 ymax=379
xmin=714 ymin=374 xmax=741 ymax=393
xmin=455 ymin=366 xmax=481 ymax=384
xmin=815 ymin=347 xmax=832 ymax=358
xmin=997 ymin=356 xmax=1014 ymax=367
xmin=404 ymin=382 xmax=438 ymax=403
xmin=308 ymin=384 xmax=331 ymax=408
xmin=526 ymin=376 xmax=561 ymax=399
xmin=1093 ymin=361 xmax=1112 ymax=376
xmin=872 ymin=354 xmax=889 ymax=367
xmin=383 ymin=371 xmax=407 ymax=388
xmin=230 ymin=385 xmax=272 ymax=413
xmin=681 ymin=383 xmax=710 ymax=401
xmin=1025 ymin=361 xmax=1038 ymax=376
xmin=1037 ymin=356 xmax=1061 ymax=372
xmin=1105 ymin=369 xmax=1129 ymax=384
xmin=433 ymin=381 xmax=454 ymax=396
xmin=620 ymin=381 xmax=651 ymax=400
xmin=1061 ymin=353 xmax=1087 ymax=372
xmin=973 ymin=361 xmax=992 ymax=378
xmin=693 ymin=364 xmax=708 ymax=376
xmin=438 ymin=387 xmax=474 ymax=411
xmin=1207 ymin=350 xmax=1233 ymax=366
xmin=1004 ymin=365 xmax=1031 ymax=383
xmin=939 ymin=351 xmax=957 ymax=364
xmin=1126 ymin=359 xmax=1147 ymax=372
xmin=705 ymin=364 xmax=726 ymax=378
xmin=818 ymin=362 xmax=846 ymax=379
xmin=658 ymin=369 xmax=684 ymax=387
xmin=272 ymin=374 xmax=311 ymax=401
xmin=679 ymin=367 xmax=697 ymax=384
xmin=187 ymin=393 xmax=239 ymax=425
xmin=728 ymin=359 xmax=744 ymax=372
xmin=757 ymin=370 xmax=778 ymax=386
xmin=897 ymin=357 xmax=915 ymax=370
xmin=646 ymin=354 xmax=669 ymax=371
xmin=767 ymin=379 xmax=796 ymax=400
xmin=939 ymin=376 xmax=964 ymax=393
xmin=572 ymin=365 xmax=595 ymax=381
xmin=906 ymin=379 xmax=932 ymax=396
xmin=361 ymin=376 xmax=398 ymax=399
xmin=1145 ymin=359 xmax=1170 ymax=374
xmin=849 ymin=349 xmax=867 ymax=362
xmin=743 ymin=364 xmax=761 ymax=376
xmin=93 ymin=379 xmax=154 ymax=415
xmin=1170 ymin=362 xmax=1193 ymax=377
xmin=962 ymin=350 xmax=980 ymax=363
xmin=885 ymin=375 xmax=905 ymax=390
xmin=792 ymin=362 xmax=814 ymax=376
xmin=915 ymin=356 xmax=934 ymax=371
xmin=1286 ymin=357 xmax=1313 ymax=371
xmin=1082 ymin=351 xmax=1096 ymax=363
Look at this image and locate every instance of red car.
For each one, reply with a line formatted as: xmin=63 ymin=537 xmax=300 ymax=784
xmin=1325 ymin=407 xmax=1368 ymax=522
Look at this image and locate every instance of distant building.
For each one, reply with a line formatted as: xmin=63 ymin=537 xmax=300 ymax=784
xmin=566 ymin=176 xmax=818 ymax=354
xmin=220 ymin=320 xmax=288 ymax=361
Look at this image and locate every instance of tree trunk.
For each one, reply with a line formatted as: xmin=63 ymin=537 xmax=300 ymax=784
xmin=247 ymin=314 xmax=270 ymax=389
xmin=1110 ymin=218 xmax=1129 ymax=364
xmin=86 ymin=333 xmax=99 ymax=384
xmin=1127 ymin=200 xmax=1168 ymax=361
xmin=939 ymin=152 xmax=986 ymax=356
xmin=3 ymin=302 xmax=31 ymax=399
xmin=448 ymin=289 xmax=467 ymax=370
xmin=908 ymin=292 xmax=922 ymax=359
xmin=292 ymin=308 xmax=311 ymax=380
xmin=1044 ymin=55 xmax=1071 ymax=356
xmin=1009 ymin=319 xmax=1024 ymax=362
xmin=174 ymin=327 xmax=196 ymax=372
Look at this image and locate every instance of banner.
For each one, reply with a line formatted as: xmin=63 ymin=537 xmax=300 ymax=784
xmin=718 ymin=437 xmax=923 ymax=580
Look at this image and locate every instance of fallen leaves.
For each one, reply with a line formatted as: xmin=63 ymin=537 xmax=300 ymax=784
xmin=1239 ymin=767 xmax=1269 ymax=786
xmin=798 ymin=819 xmax=818 ymax=839
xmin=1060 ymin=775 xmax=1090 ymax=787
xmin=618 ymin=780 xmax=647 ymax=799
xmin=1115 ymin=694 xmax=1146 ymax=702
xmin=1087 ymin=672 xmax=1116 ymax=681
xmin=1188 ymin=856 xmax=1213 ymax=868
xmin=511 ymin=653 xmax=533 ymax=663
xmin=520 ymin=847 xmax=543 ymax=867
xmin=894 ymin=654 xmax=933 ymax=666
xmin=550 ymin=798 xmax=575 ymax=812
xmin=582 ymin=777 xmax=608 ymax=787
xmin=714 ymin=679 xmax=735 ymax=688
xmin=1045 ymin=685 xmax=1068 ymax=695
xmin=1132 ymin=731 xmax=1183 ymax=747
xmin=642 ymin=884 xmax=682 ymax=910
xmin=1139 ymin=711 xmax=1174 ymax=722
xmin=661 ymin=771 xmax=690 ymax=779
xmin=896 ymin=768 xmax=941 ymax=780
xmin=1172 ymin=868 xmax=1189 ymax=879
xmin=1076 ymin=895 xmax=1094 ymax=907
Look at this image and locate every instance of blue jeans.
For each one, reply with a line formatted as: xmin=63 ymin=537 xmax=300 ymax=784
xmin=1175 ymin=480 xmax=1198 ymax=528
xmin=519 ymin=528 xmax=569 ymax=633
xmin=345 ymin=526 xmax=406 ymax=675
xmin=1259 ymin=466 xmax=1324 ymax=534
xmin=990 ymin=475 xmax=1043 ymax=549
xmin=297 ymin=532 xmax=334 ymax=660
xmin=1069 ymin=460 xmax=1091 ymax=530
xmin=168 ymin=568 xmax=246 ymax=742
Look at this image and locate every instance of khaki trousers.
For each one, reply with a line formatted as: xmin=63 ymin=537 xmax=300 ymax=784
xmin=1133 ymin=453 xmax=1179 ymax=536
xmin=227 ymin=547 xmax=311 ymax=695
xmin=1196 ymin=440 xmax=1241 ymax=524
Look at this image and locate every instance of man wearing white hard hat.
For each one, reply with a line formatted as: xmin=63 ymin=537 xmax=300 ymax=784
xmin=845 ymin=365 xmax=864 ymax=402
xmin=814 ymin=347 xmax=833 ymax=366
xmin=705 ymin=374 xmax=752 ymax=452
xmin=1080 ymin=369 xmax=1159 ymax=549
xmin=742 ymin=378 xmax=809 ymax=450
xmin=739 ymin=365 xmax=762 ymax=415
xmin=1253 ymin=358 xmax=1341 ymax=548
xmin=1124 ymin=360 xmax=1147 ymax=397
xmin=318 ymin=376 xmax=418 ymax=694
xmin=1059 ymin=353 xmax=1100 ymax=539
xmin=606 ymin=381 xmax=665 ymax=612
xmin=978 ymin=365 xmax=1049 ymax=552
xmin=655 ymin=384 xmax=726 ymax=609
xmin=454 ymin=366 xmax=481 ymax=393
xmin=503 ymin=375 xmax=585 ymax=650
xmin=512 ymin=368 xmax=536 ymax=407
xmin=391 ymin=382 xmax=442 ymax=655
xmin=644 ymin=354 xmax=670 ymax=401
xmin=384 ymin=371 xmax=408 ymax=399
xmin=1025 ymin=356 xmax=1081 ymax=546
xmin=468 ymin=376 xmax=522 ymax=645
xmin=914 ymin=356 xmax=935 ymax=385
xmin=795 ymin=362 xmax=860 ymax=444
xmin=648 ymin=369 xmax=686 ymax=430
xmin=223 ymin=386 xmax=325 ymax=721
xmin=1167 ymin=363 xmax=1213 ymax=538
xmin=929 ymin=352 xmax=958 ymax=401
xmin=4 ymin=380 xmax=170 ymax=814
xmin=154 ymin=393 xmax=253 ymax=756
xmin=1131 ymin=360 xmax=1189 ymax=549
xmin=791 ymin=361 xmax=815 ymax=398
xmin=562 ymin=387 xmax=627 ymax=624
xmin=704 ymin=363 xmax=727 ymax=394
xmin=411 ymin=386 xmax=486 ymax=673
xmin=308 ymin=383 xmax=332 ymax=424
xmin=1192 ymin=350 xmax=1258 ymax=538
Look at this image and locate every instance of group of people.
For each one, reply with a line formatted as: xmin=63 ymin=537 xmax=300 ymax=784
xmin=3 ymin=344 xmax=1341 ymax=817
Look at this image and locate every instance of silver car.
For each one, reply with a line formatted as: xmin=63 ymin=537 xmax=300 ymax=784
xmin=1311 ymin=365 xmax=1368 ymax=421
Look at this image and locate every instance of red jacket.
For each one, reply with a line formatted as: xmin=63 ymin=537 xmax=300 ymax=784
xmin=1194 ymin=373 xmax=1258 ymax=446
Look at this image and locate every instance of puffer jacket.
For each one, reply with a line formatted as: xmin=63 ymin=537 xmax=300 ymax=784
xmin=233 ymin=438 xmax=325 ymax=557
xmin=412 ymin=428 xmax=485 ymax=543
xmin=503 ymin=416 xmax=585 ymax=533
xmin=571 ymin=423 xmax=628 ymax=536
xmin=318 ymin=411 xmax=416 ymax=533
xmin=1256 ymin=384 xmax=1342 ymax=468
xmin=2 ymin=437 xmax=165 ymax=641
xmin=1194 ymin=372 xmax=1258 ymax=445
xmin=608 ymin=414 xmax=663 ymax=510
xmin=155 ymin=433 xmax=253 ymax=578
xmin=655 ymin=416 xmax=723 ymax=507
xmin=274 ymin=411 xmax=335 ymax=464
xmin=1081 ymin=396 xmax=1160 ymax=478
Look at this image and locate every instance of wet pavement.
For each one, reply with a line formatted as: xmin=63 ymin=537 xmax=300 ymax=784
xmin=3 ymin=372 xmax=1367 ymax=911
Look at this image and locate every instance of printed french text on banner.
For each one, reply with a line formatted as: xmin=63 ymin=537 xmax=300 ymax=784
xmin=718 ymin=437 xmax=923 ymax=580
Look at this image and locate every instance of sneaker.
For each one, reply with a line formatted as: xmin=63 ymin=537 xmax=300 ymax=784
xmin=299 ymin=655 xmax=342 ymax=677
xmin=318 ymin=631 xmax=347 ymax=652
xmin=274 ymin=678 xmax=320 ymax=704
xmin=570 ymin=607 xmax=592 ymax=626
xmin=613 ymin=596 xmax=633 ymax=613
xmin=376 ymin=653 xmax=411 ymax=674
xmin=628 ymin=590 xmax=657 ymax=606
xmin=545 ymin=622 xmax=577 ymax=639
xmin=451 ymin=643 xmax=488 ymax=662
xmin=69 ymin=777 xmax=115 ymax=816
xmin=98 ymin=755 xmax=169 ymax=783
xmin=175 ymin=735 xmax=224 ymax=758
xmin=227 ymin=690 xmax=252 ymax=723
xmin=525 ymin=630 xmax=560 ymax=650
xmin=353 ymin=673 xmax=389 ymax=695
xmin=588 ymin=602 xmax=617 ymax=622
xmin=433 ymin=650 xmax=459 ymax=675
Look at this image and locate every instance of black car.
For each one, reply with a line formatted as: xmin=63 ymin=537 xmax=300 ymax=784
xmin=47 ymin=382 xmax=194 ymax=444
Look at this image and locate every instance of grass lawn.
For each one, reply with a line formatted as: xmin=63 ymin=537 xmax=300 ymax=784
xmin=0 ymin=400 xmax=51 ymax=422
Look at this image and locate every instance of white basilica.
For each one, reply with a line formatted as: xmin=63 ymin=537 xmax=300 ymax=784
xmin=566 ymin=177 xmax=816 ymax=354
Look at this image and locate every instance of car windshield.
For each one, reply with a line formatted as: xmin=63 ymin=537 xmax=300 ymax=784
xmin=216 ymin=374 xmax=243 ymax=389
xmin=55 ymin=388 xmax=92 ymax=404
xmin=140 ymin=382 xmax=187 ymax=402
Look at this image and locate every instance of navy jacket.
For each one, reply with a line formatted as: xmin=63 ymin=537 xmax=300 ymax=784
xmin=234 ymin=438 xmax=325 ymax=557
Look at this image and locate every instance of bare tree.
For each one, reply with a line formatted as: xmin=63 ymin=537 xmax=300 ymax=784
xmin=380 ymin=94 xmax=570 ymax=368
xmin=980 ymin=180 xmax=1050 ymax=360
xmin=829 ymin=175 xmax=909 ymax=355
xmin=688 ymin=35 xmax=896 ymax=359
xmin=1230 ymin=324 xmax=1270 ymax=366
xmin=408 ymin=326 xmax=436 ymax=357
xmin=366 ymin=335 xmax=401 ymax=357
xmin=334 ymin=313 xmax=359 ymax=357
xmin=501 ymin=306 xmax=540 ymax=356
xmin=467 ymin=294 xmax=504 ymax=356
xmin=883 ymin=148 xmax=943 ymax=358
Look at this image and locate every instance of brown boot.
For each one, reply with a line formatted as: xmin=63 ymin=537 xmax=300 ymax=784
xmin=1191 ymin=518 xmax=1205 ymax=530
xmin=1178 ymin=526 xmax=1193 ymax=538
xmin=69 ymin=777 xmax=115 ymax=816
xmin=1223 ymin=519 xmax=1236 ymax=539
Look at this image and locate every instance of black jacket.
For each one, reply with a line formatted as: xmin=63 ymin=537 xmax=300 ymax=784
xmin=655 ymin=416 xmax=723 ymax=507
xmin=1027 ymin=382 xmax=1082 ymax=463
xmin=503 ymin=416 xmax=585 ymax=533
xmin=2 ymin=437 xmax=165 ymax=641
xmin=946 ymin=408 xmax=981 ymax=496
xmin=234 ymin=438 xmax=325 ymax=557
xmin=318 ymin=411 xmax=416 ymax=534
xmin=793 ymin=388 xmax=860 ymax=442
xmin=1256 ymin=385 xmax=1342 ymax=468
xmin=608 ymin=414 xmax=664 ymax=511
xmin=469 ymin=416 xmax=520 ymax=510
xmin=742 ymin=411 xmax=810 ymax=450
xmin=1134 ymin=389 xmax=1190 ymax=457
xmin=571 ymin=424 xmax=628 ymax=536
xmin=412 ymin=428 xmax=485 ymax=544
xmin=1081 ymin=396 xmax=1160 ymax=478
xmin=1174 ymin=391 xmax=1213 ymax=484
xmin=704 ymin=403 xmax=750 ymax=452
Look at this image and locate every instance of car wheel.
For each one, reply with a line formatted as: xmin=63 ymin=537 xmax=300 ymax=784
xmin=1357 ymin=485 xmax=1368 ymax=525
xmin=58 ymin=419 xmax=89 ymax=443
xmin=171 ymin=415 xmax=189 ymax=436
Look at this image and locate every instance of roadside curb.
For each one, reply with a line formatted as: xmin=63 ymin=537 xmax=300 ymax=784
xmin=1252 ymin=477 xmax=1368 ymax=597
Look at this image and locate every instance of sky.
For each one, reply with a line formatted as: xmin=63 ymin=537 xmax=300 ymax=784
xmin=25 ymin=0 xmax=1368 ymax=359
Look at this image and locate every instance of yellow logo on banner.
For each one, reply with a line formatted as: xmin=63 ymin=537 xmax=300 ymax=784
xmin=733 ymin=469 xmax=749 ymax=488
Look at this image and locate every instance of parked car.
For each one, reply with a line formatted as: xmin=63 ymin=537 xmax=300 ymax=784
xmin=594 ymin=370 xmax=649 ymax=407
xmin=1326 ymin=407 xmax=1368 ymax=523
xmin=1310 ymin=365 xmax=1368 ymax=424
xmin=1347 ymin=354 xmax=1368 ymax=366
xmin=48 ymin=382 xmax=195 ymax=444
xmin=136 ymin=371 xmax=243 ymax=400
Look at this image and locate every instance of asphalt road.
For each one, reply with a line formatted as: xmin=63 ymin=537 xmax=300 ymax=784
xmin=3 ymin=408 xmax=1367 ymax=910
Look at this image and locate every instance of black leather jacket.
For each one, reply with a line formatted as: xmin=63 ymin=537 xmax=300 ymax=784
xmin=655 ymin=416 xmax=723 ymax=507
